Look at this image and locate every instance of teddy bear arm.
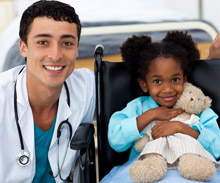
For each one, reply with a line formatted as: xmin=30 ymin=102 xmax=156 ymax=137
xmin=134 ymin=134 xmax=150 ymax=152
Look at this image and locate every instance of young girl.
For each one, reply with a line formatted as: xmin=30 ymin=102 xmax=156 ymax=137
xmin=107 ymin=31 xmax=220 ymax=182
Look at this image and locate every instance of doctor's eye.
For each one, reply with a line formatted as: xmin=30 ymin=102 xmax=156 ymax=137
xmin=37 ymin=41 xmax=48 ymax=45
xmin=63 ymin=41 xmax=74 ymax=47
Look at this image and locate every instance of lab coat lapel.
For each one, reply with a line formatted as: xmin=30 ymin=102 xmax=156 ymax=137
xmin=50 ymin=85 xmax=72 ymax=148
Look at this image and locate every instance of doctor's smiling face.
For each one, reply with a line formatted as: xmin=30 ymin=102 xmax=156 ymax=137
xmin=19 ymin=16 xmax=79 ymax=89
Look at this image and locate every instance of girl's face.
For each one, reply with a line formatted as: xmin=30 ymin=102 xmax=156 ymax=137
xmin=139 ymin=56 xmax=186 ymax=107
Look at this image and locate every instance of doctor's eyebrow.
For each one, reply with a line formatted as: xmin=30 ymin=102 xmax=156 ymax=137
xmin=34 ymin=34 xmax=52 ymax=38
xmin=61 ymin=35 xmax=76 ymax=40
xmin=34 ymin=34 xmax=76 ymax=40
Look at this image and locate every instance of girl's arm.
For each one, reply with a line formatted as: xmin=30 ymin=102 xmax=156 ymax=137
xmin=137 ymin=106 xmax=183 ymax=132
xmin=151 ymin=108 xmax=220 ymax=159
xmin=108 ymin=97 xmax=183 ymax=153
xmin=193 ymin=108 xmax=220 ymax=159
xmin=151 ymin=121 xmax=200 ymax=139
xmin=108 ymin=98 xmax=144 ymax=152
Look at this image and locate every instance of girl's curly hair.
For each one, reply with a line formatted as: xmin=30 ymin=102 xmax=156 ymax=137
xmin=120 ymin=31 xmax=200 ymax=81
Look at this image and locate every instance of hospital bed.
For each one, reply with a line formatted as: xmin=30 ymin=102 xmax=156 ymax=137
xmin=1 ymin=19 xmax=218 ymax=72
xmin=0 ymin=0 xmax=218 ymax=72
xmin=1 ymin=0 xmax=191 ymax=71
xmin=76 ymin=19 xmax=218 ymax=71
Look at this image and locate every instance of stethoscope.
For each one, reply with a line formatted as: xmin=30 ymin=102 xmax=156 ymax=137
xmin=14 ymin=67 xmax=72 ymax=180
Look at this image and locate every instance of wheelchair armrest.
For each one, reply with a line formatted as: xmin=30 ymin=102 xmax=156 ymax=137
xmin=70 ymin=123 xmax=95 ymax=151
xmin=67 ymin=123 xmax=96 ymax=183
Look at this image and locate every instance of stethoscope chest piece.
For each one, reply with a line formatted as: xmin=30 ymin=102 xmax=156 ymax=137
xmin=16 ymin=151 xmax=30 ymax=167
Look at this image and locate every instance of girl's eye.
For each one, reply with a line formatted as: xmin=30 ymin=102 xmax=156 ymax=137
xmin=153 ymin=80 xmax=161 ymax=84
xmin=172 ymin=78 xmax=180 ymax=82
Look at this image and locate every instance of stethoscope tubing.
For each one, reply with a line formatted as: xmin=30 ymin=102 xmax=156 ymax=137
xmin=14 ymin=81 xmax=25 ymax=151
xmin=14 ymin=67 xmax=26 ymax=151
xmin=54 ymin=123 xmax=72 ymax=181
xmin=14 ymin=73 xmax=71 ymax=152
xmin=14 ymin=67 xmax=73 ymax=179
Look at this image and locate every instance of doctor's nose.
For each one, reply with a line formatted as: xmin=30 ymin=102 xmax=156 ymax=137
xmin=47 ymin=43 xmax=63 ymax=61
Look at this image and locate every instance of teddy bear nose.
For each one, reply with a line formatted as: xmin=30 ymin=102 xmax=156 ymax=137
xmin=191 ymin=98 xmax=194 ymax=101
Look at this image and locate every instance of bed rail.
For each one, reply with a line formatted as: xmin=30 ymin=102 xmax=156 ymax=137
xmin=82 ymin=20 xmax=218 ymax=40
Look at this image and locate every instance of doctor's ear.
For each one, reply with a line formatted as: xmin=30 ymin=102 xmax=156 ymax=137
xmin=138 ymin=79 xmax=148 ymax=93
xmin=19 ymin=40 xmax=28 ymax=58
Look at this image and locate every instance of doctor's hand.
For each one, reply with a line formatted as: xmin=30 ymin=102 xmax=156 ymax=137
xmin=207 ymin=34 xmax=220 ymax=59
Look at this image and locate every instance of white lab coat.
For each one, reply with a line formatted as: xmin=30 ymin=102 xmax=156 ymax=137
xmin=0 ymin=65 xmax=96 ymax=183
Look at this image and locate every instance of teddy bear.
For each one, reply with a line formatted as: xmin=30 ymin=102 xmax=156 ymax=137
xmin=129 ymin=82 xmax=219 ymax=183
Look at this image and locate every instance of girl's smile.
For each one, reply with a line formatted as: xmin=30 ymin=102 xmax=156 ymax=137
xmin=159 ymin=95 xmax=177 ymax=102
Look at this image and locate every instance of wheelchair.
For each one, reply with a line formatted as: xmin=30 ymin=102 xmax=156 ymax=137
xmin=67 ymin=123 xmax=96 ymax=183
xmin=75 ymin=46 xmax=220 ymax=183
xmin=94 ymin=47 xmax=220 ymax=181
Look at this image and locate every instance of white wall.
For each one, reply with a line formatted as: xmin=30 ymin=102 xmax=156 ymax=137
xmin=0 ymin=1 xmax=14 ymax=35
xmin=166 ymin=0 xmax=199 ymax=18
xmin=165 ymin=0 xmax=220 ymax=31
xmin=0 ymin=0 xmax=220 ymax=36
xmin=203 ymin=0 xmax=220 ymax=31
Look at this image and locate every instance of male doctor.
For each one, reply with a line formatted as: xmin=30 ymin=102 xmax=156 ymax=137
xmin=0 ymin=1 xmax=95 ymax=182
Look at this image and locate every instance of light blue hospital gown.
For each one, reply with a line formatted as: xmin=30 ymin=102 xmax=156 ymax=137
xmin=104 ymin=96 xmax=220 ymax=182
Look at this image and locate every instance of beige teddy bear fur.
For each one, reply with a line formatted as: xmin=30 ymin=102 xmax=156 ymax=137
xmin=129 ymin=82 xmax=217 ymax=183
xmin=172 ymin=82 xmax=212 ymax=121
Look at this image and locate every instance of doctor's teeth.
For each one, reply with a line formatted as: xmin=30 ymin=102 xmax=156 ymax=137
xmin=45 ymin=66 xmax=63 ymax=71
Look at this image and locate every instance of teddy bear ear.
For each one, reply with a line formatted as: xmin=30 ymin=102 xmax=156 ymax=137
xmin=184 ymin=82 xmax=192 ymax=89
xmin=204 ymin=96 xmax=212 ymax=109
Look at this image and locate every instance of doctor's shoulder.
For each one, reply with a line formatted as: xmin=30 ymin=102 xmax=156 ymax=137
xmin=66 ymin=68 xmax=95 ymax=92
xmin=0 ymin=66 xmax=24 ymax=125
xmin=0 ymin=65 xmax=25 ymax=91
xmin=0 ymin=65 xmax=25 ymax=86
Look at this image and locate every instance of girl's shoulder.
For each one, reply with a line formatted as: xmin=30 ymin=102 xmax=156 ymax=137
xmin=126 ymin=96 xmax=157 ymax=109
xmin=127 ymin=96 xmax=151 ymax=105
xmin=199 ymin=107 xmax=218 ymax=121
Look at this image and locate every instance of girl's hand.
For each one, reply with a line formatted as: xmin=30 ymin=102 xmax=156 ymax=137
xmin=151 ymin=121 xmax=180 ymax=139
xmin=137 ymin=107 xmax=183 ymax=132
xmin=151 ymin=121 xmax=200 ymax=139
xmin=150 ymin=106 xmax=183 ymax=121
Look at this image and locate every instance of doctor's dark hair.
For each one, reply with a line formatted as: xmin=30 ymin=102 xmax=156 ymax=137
xmin=19 ymin=0 xmax=81 ymax=45
xmin=120 ymin=31 xmax=200 ymax=81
